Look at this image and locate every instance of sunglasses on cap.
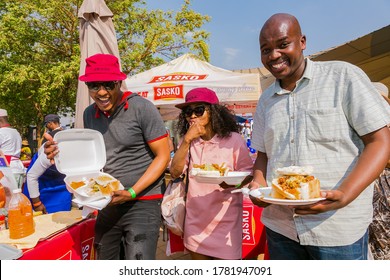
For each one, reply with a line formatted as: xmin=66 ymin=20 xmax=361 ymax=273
xmin=183 ymin=105 xmax=207 ymax=117
xmin=85 ymin=81 xmax=118 ymax=92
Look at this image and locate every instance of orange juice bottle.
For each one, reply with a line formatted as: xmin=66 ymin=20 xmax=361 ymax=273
xmin=8 ymin=189 xmax=35 ymax=239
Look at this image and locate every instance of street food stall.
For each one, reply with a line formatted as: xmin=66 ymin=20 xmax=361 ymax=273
xmin=0 ymin=130 xmax=105 ymax=260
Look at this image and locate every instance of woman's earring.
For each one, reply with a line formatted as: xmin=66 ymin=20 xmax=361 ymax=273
xmin=185 ymin=122 xmax=190 ymax=130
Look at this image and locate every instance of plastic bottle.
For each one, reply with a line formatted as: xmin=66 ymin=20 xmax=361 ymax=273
xmin=8 ymin=189 xmax=35 ymax=239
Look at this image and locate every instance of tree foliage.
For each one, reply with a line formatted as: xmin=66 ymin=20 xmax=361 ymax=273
xmin=0 ymin=0 xmax=210 ymax=138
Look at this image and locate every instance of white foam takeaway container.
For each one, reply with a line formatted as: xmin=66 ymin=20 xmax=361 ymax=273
xmin=54 ymin=129 xmax=123 ymax=203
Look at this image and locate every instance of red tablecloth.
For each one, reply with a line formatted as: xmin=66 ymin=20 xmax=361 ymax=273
xmin=19 ymin=218 xmax=96 ymax=260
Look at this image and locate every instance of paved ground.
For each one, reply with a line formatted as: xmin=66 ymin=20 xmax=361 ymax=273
xmin=156 ymin=227 xmax=191 ymax=260
xmin=155 ymin=227 xmax=265 ymax=260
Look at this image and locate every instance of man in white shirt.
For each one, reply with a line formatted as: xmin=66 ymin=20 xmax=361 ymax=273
xmin=0 ymin=109 xmax=23 ymax=173
xmin=250 ymin=13 xmax=390 ymax=260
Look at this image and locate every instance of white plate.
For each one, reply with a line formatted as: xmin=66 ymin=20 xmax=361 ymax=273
xmin=72 ymin=196 xmax=112 ymax=211
xmin=193 ymin=171 xmax=251 ymax=185
xmin=249 ymin=187 xmax=325 ymax=206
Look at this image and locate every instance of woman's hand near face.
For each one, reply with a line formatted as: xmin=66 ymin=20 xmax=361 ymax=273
xmin=184 ymin=121 xmax=206 ymax=143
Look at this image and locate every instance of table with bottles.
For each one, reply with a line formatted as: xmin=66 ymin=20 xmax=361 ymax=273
xmin=0 ymin=206 xmax=96 ymax=260
xmin=1 ymin=177 xmax=93 ymax=259
xmin=18 ymin=217 xmax=96 ymax=260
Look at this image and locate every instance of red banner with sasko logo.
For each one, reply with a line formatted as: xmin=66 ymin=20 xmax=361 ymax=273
xmin=153 ymin=84 xmax=184 ymax=101
xmin=242 ymin=203 xmax=257 ymax=246
xmin=242 ymin=199 xmax=268 ymax=259
xmin=148 ymin=73 xmax=208 ymax=84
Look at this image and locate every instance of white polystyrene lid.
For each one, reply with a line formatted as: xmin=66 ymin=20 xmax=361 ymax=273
xmin=54 ymin=129 xmax=106 ymax=176
xmin=0 ymin=244 xmax=23 ymax=260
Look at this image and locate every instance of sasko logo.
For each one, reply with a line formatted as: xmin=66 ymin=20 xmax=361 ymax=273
xmin=242 ymin=204 xmax=256 ymax=245
xmin=148 ymin=72 xmax=208 ymax=84
xmin=153 ymin=83 xmax=184 ymax=101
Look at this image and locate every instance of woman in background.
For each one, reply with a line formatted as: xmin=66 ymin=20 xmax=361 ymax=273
xmin=170 ymin=87 xmax=253 ymax=260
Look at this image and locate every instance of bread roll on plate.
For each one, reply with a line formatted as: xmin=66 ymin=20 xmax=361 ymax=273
xmin=271 ymin=166 xmax=320 ymax=200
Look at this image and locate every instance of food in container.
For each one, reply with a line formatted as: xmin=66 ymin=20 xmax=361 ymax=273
xmin=66 ymin=173 xmax=123 ymax=202
xmin=54 ymin=129 xmax=124 ymax=205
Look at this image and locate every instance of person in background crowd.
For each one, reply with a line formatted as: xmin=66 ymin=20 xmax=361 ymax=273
xmin=23 ymin=114 xmax=69 ymax=214
xmin=24 ymin=141 xmax=70 ymax=214
xmin=0 ymin=109 xmax=24 ymax=172
xmin=42 ymin=114 xmax=62 ymax=145
xmin=249 ymin=13 xmax=390 ymax=260
xmin=44 ymin=53 xmax=170 ymax=260
xmin=241 ymin=121 xmax=251 ymax=141
xmin=20 ymin=140 xmax=32 ymax=161
xmin=170 ymin=87 xmax=253 ymax=260
xmin=368 ymin=82 xmax=390 ymax=260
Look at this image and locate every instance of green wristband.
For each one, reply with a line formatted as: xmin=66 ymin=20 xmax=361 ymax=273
xmin=235 ymin=183 xmax=241 ymax=188
xmin=128 ymin=188 xmax=137 ymax=199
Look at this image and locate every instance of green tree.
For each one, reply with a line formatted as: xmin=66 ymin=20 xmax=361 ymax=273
xmin=0 ymin=0 xmax=210 ymax=139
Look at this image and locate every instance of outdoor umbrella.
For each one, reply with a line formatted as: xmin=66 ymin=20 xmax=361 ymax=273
xmin=75 ymin=0 xmax=126 ymax=128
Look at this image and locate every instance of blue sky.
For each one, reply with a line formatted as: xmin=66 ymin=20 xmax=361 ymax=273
xmin=146 ymin=0 xmax=390 ymax=70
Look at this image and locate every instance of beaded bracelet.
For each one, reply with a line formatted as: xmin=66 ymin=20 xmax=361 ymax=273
xmin=128 ymin=188 xmax=137 ymax=199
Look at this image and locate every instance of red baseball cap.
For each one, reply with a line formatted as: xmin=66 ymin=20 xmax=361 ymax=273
xmin=175 ymin=88 xmax=219 ymax=109
xmin=79 ymin=54 xmax=127 ymax=82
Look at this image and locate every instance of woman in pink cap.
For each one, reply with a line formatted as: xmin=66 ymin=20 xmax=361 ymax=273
xmin=170 ymin=87 xmax=253 ymax=260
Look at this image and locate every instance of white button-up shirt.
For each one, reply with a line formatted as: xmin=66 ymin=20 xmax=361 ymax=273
xmin=251 ymin=58 xmax=390 ymax=246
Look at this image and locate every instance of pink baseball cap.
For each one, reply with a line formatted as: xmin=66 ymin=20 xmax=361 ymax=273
xmin=175 ymin=88 xmax=219 ymax=109
xmin=79 ymin=54 xmax=127 ymax=82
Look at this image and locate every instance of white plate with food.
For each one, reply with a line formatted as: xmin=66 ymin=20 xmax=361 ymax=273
xmin=249 ymin=187 xmax=325 ymax=206
xmin=192 ymin=171 xmax=251 ymax=185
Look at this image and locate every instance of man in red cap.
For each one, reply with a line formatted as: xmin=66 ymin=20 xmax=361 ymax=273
xmin=45 ymin=53 xmax=171 ymax=260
